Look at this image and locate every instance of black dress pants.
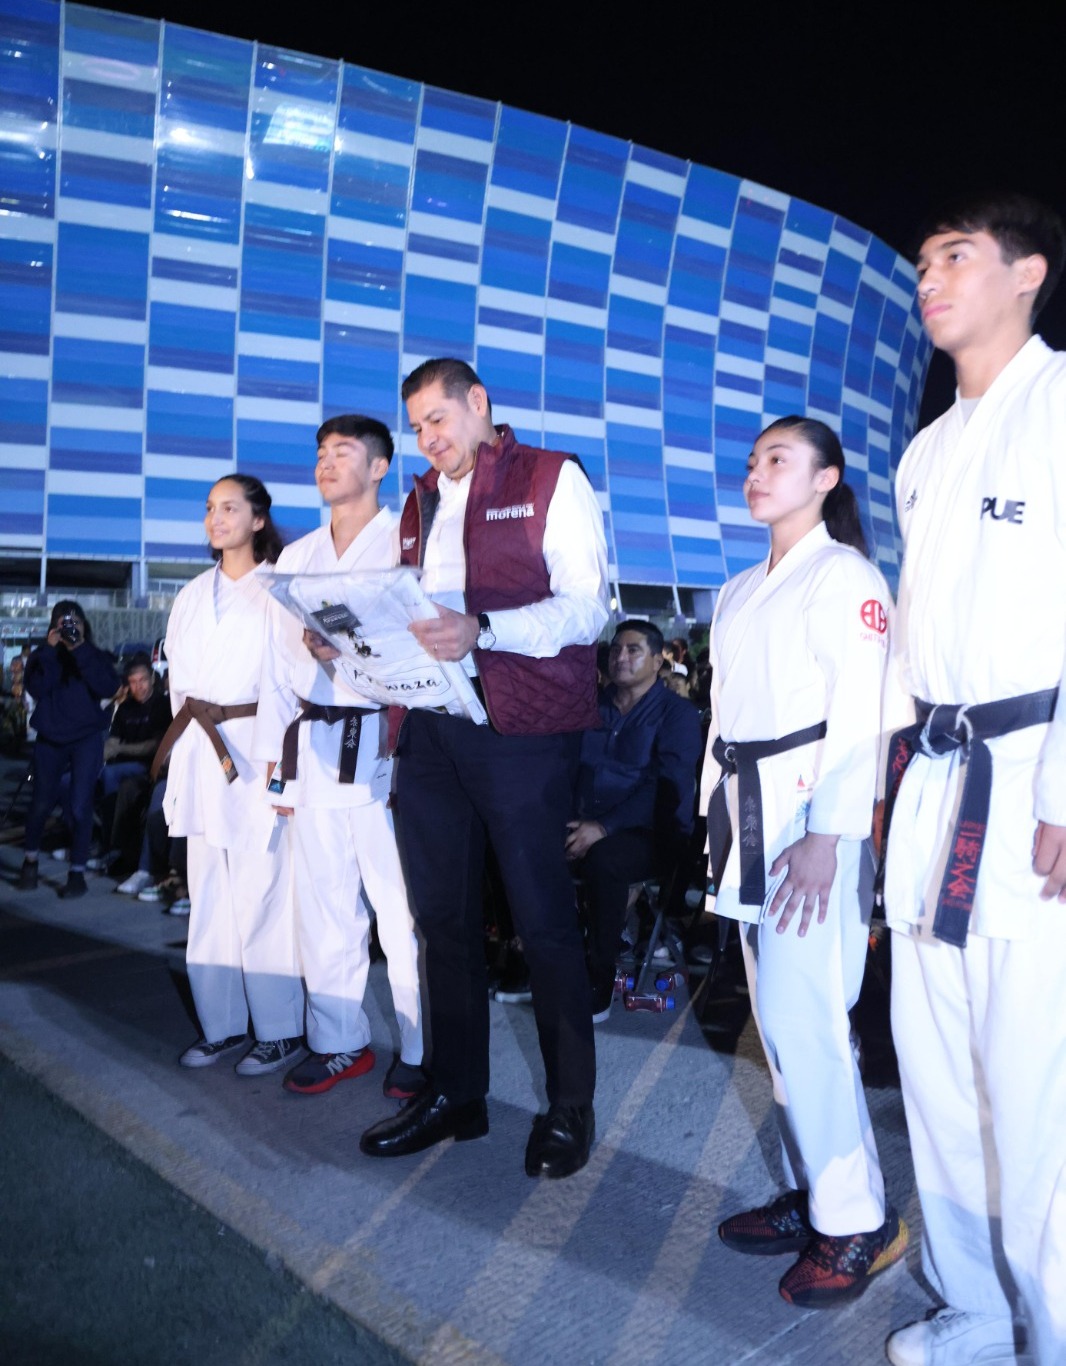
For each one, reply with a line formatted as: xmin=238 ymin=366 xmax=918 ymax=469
xmin=576 ymin=829 xmax=657 ymax=996
xmin=395 ymin=709 xmax=595 ymax=1108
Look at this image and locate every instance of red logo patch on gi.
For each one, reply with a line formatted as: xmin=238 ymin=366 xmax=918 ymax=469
xmin=861 ymin=599 xmax=887 ymax=634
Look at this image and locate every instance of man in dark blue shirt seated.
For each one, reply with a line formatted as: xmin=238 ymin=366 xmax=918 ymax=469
xmin=567 ymin=620 xmax=703 ymax=1022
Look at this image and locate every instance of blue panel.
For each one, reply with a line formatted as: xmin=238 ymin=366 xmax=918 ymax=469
xmin=51 ymin=427 xmax=142 ymax=475
xmin=0 ymin=0 xmax=58 ymax=215
xmin=491 ymin=105 xmax=566 ymax=200
xmin=420 ymin=86 xmax=495 ymax=143
xmin=412 ymin=149 xmax=488 ymax=224
xmin=0 ymin=238 xmax=52 ymax=353
xmin=56 ymin=223 xmax=149 ymax=319
xmin=149 ymin=303 xmax=236 ymax=373
xmin=53 ymin=336 xmax=145 ymax=407
xmin=0 ymin=376 xmax=48 ymax=443
xmin=147 ymin=390 xmax=234 ymax=459
xmin=557 ymin=125 xmax=626 ymax=233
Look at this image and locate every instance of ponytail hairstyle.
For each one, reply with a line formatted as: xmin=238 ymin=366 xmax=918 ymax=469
xmin=208 ymin=474 xmax=285 ymax=565
xmin=760 ymin=415 xmax=869 ymax=558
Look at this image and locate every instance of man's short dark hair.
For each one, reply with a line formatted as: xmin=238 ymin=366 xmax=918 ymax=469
xmin=612 ymin=619 xmax=665 ymax=655
xmin=125 ymin=652 xmax=153 ymax=680
xmin=915 ymin=191 xmax=1066 ymax=318
xmin=401 ymin=358 xmax=492 ymax=412
xmin=316 ymin=414 xmax=394 ymax=466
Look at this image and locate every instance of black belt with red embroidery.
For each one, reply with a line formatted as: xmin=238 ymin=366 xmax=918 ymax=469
xmin=707 ymin=722 xmax=828 ymax=907
xmin=281 ymin=701 xmax=377 ymax=784
xmin=875 ymin=688 xmax=1057 ymax=947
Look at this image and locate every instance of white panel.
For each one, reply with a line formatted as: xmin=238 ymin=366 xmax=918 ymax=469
xmin=404 ymin=253 xmax=478 ymax=285
xmin=407 ymin=210 xmax=483 ymax=244
xmin=326 ymin=216 xmax=405 ymax=250
xmin=0 ymin=444 xmax=48 ymax=470
xmin=146 ymin=367 xmax=234 ymax=397
xmin=57 ymin=199 xmax=152 ymax=232
xmin=779 ymin=228 xmax=829 ymax=262
xmin=719 ymin=300 xmax=769 ymax=330
xmin=485 ymin=185 xmax=555 ymax=220
xmin=542 ymin=413 xmax=606 ymax=438
xmin=550 ymin=220 xmax=615 ymax=255
xmin=476 ymin=325 xmax=544 ymax=355
xmin=149 ymin=278 xmax=236 ymax=310
xmin=0 ymin=354 xmax=51 ymax=379
xmin=150 ymin=233 xmax=241 ymax=267
xmin=144 ymin=453 xmax=233 ymax=482
xmin=54 ymin=312 xmax=148 ymax=343
xmin=479 ymin=284 xmax=544 ymax=316
xmin=604 ymin=402 xmax=661 ymax=429
xmin=605 ymin=348 xmax=663 ymax=377
xmin=829 ymin=227 xmax=868 ymax=260
xmin=49 ymin=403 xmax=145 ymax=430
xmin=0 ymin=212 xmax=57 ymax=242
xmin=609 ymin=274 xmax=666 ymax=306
xmin=415 ymin=126 xmax=493 ymax=163
xmin=664 ymin=446 xmax=712 ymax=469
xmin=322 ymin=299 xmax=402 ymax=331
xmin=676 ymin=214 xmax=730 ymax=248
xmin=62 ymin=50 xmax=159 ymax=91
xmin=61 ymin=126 xmax=155 ymax=163
xmin=158 ymin=121 xmax=246 ymax=158
xmin=242 ymin=178 xmax=327 ymax=214
xmin=738 ymin=180 xmax=789 ymax=213
xmin=544 ymin=297 xmax=606 ymax=328
xmin=669 ymin=515 xmax=718 ymax=538
xmin=53 ymin=470 xmax=142 ymax=497
xmin=664 ymin=303 xmax=718 ymax=336
xmin=237 ymin=332 xmax=321 ymax=361
xmin=333 ymin=130 xmax=414 ymax=168
xmin=234 ymin=397 xmax=321 ymax=424
xmin=626 ymin=161 xmax=685 ymax=198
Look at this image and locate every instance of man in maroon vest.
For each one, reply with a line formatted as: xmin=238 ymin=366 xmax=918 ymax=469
xmin=359 ymin=358 xmax=609 ymax=1178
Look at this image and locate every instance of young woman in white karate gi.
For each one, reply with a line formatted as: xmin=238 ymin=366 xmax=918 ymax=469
xmin=163 ymin=475 xmax=304 ymax=1074
xmin=703 ymin=416 xmax=907 ymax=1307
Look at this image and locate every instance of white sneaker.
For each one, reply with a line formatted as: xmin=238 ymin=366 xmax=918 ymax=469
xmin=117 ymin=870 xmax=154 ymax=896
xmin=886 ymin=1309 xmax=1019 ymax=1365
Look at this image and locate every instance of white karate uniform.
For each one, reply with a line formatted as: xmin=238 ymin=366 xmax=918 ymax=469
xmin=163 ymin=564 xmax=303 ymax=1044
xmin=701 ymin=521 xmax=891 ymax=1235
xmin=254 ymin=508 xmax=422 ymax=1062
xmin=885 ymin=336 xmax=1066 ymax=1362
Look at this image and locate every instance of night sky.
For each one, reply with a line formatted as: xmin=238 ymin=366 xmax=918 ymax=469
xmin=89 ymin=1 xmax=1066 ymax=423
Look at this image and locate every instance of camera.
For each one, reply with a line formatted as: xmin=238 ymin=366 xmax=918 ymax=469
xmin=59 ymin=614 xmax=81 ymax=645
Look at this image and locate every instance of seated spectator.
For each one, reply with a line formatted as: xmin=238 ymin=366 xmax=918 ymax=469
xmin=97 ymin=653 xmax=171 ymax=873
xmin=566 ymin=620 xmax=703 ymax=1021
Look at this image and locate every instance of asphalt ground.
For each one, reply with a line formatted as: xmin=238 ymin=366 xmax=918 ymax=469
xmin=0 ymin=749 xmax=939 ymax=1365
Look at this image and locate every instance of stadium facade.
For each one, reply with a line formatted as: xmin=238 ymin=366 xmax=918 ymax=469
xmin=0 ymin=0 xmax=931 ymax=616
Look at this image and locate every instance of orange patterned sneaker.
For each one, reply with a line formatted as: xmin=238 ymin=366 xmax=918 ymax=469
xmin=718 ymin=1190 xmax=812 ymax=1255
xmin=779 ymin=1206 xmax=909 ymax=1307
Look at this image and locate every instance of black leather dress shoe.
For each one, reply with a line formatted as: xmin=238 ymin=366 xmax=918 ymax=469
xmin=359 ymin=1090 xmax=488 ymax=1157
xmin=524 ymin=1103 xmax=595 ymax=1179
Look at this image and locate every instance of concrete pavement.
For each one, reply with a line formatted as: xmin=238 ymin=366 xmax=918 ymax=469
xmin=0 ymin=838 xmax=937 ymax=1365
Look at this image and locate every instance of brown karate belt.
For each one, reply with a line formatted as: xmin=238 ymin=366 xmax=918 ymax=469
xmin=150 ymin=697 xmax=258 ymax=784
xmin=281 ymin=701 xmax=377 ymax=784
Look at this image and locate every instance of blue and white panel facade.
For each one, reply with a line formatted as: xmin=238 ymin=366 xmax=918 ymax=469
xmin=0 ymin=1 xmax=930 ymax=596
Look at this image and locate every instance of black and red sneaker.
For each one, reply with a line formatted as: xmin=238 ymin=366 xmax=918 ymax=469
xmin=382 ymin=1057 xmax=429 ymax=1100
xmin=718 ymin=1190 xmax=813 ymax=1255
xmin=778 ymin=1206 xmax=909 ymax=1307
xmin=283 ymin=1047 xmax=375 ymax=1095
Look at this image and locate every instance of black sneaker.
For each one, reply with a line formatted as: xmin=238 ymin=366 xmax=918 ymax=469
xmin=719 ymin=1190 xmax=813 ymax=1254
xmin=179 ymin=1034 xmax=249 ymax=1068
xmin=382 ymin=1057 xmax=429 ymax=1100
xmin=234 ymin=1037 xmax=304 ymax=1076
xmin=58 ymin=870 xmax=88 ymax=899
xmin=15 ymin=860 xmax=38 ymax=892
xmin=778 ymin=1206 xmax=909 ymax=1306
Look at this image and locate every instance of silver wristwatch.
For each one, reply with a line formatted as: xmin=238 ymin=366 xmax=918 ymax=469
xmin=476 ymin=612 xmax=495 ymax=650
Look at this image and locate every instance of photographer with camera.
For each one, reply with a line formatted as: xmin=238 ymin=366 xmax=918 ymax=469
xmin=16 ymin=600 xmax=120 ymax=899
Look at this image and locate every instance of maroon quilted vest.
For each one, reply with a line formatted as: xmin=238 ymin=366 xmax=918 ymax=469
xmin=397 ymin=425 xmax=599 ymax=737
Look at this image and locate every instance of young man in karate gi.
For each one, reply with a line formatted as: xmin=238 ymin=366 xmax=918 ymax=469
xmin=882 ymin=193 xmax=1066 ymax=1366
xmin=254 ymin=416 xmax=424 ymax=1098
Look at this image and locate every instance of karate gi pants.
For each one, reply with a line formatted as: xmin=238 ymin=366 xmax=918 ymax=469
xmin=737 ymin=837 xmax=885 ymax=1236
xmin=891 ymin=924 xmax=1066 ymax=1365
xmin=292 ymin=800 xmax=422 ymax=1062
xmin=185 ymin=827 xmax=303 ymax=1045
xmin=396 ymin=709 xmax=595 ymax=1108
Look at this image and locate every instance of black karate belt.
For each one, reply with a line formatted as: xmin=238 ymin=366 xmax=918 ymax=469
xmin=280 ymin=701 xmax=376 ymax=784
xmin=150 ymin=697 xmax=258 ymax=784
xmin=875 ymin=687 xmax=1058 ymax=947
xmin=707 ymin=722 xmax=828 ymax=907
